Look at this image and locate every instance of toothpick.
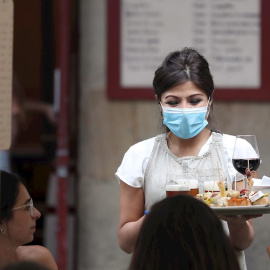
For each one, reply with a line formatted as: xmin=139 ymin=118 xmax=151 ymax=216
xmin=217 ymin=162 xmax=225 ymax=185
xmin=217 ymin=162 xmax=227 ymax=192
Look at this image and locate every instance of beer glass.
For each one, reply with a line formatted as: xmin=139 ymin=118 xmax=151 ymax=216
xmin=166 ymin=175 xmax=198 ymax=197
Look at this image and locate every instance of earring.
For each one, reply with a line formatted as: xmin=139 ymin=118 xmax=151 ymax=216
xmin=0 ymin=228 xmax=5 ymax=235
xmin=160 ymin=111 xmax=163 ymax=119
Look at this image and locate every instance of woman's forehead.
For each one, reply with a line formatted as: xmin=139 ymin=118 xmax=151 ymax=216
xmin=15 ymin=183 xmax=30 ymax=205
xmin=162 ymin=82 xmax=206 ymax=98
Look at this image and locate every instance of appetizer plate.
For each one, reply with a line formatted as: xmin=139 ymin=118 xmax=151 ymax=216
xmin=211 ymin=205 xmax=270 ymax=216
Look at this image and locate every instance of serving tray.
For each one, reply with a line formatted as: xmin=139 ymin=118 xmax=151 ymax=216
xmin=211 ymin=205 xmax=270 ymax=215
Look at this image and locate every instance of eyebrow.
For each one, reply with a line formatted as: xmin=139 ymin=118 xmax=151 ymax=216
xmin=164 ymin=93 xmax=204 ymax=99
xmin=189 ymin=94 xmax=204 ymax=98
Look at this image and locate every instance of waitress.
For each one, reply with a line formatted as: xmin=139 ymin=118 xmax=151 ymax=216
xmin=116 ymin=47 xmax=260 ymax=270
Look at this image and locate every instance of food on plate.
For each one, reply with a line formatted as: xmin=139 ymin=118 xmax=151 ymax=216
xmin=245 ymin=168 xmax=255 ymax=188
xmin=249 ymin=191 xmax=269 ymax=205
xmin=240 ymin=189 xmax=251 ymax=197
xmin=253 ymin=196 xmax=269 ymax=205
xmin=217 ymin=181 xmax=226 ymax=197
xmin=196 ymin=192 xmax=230 ymax=207
xmin=227 ymin=197 xmax=251 ymax=206
xmin=226 ymin=188 xmax=251 ymax=206
xmin=196 ymin=179 xmax=269 ymax=208
xmin=247 ymin=176 xmax=254 ymax=188
xmin=226 ymin=189 xmax=240 ymax=198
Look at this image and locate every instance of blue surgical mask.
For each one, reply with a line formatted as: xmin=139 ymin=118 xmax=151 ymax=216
xmin=161 ymin=103 xmax=210 ymax=139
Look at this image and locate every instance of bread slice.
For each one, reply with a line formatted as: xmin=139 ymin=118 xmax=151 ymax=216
xmin=252 ymin=196 xmax=269 ymax=205
xmin=226 ymin=189 xmax=240 ymax=199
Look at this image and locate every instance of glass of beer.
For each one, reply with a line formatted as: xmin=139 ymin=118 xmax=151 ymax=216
xmin=189 ymin=179 xmax=199 ymax=196
xmin=166 ymin=175 xmax=190 ymax=197
xmin=166 ymin=183 xmax=190 ymax=197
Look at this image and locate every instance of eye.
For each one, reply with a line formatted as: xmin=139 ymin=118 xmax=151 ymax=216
xmin=25 ymin=205 xmax=31 ymax=211
xmin=190 ymin=99 xmax=202 ymax=105
xmin=166 ymin=100 xmax=179 ymax=106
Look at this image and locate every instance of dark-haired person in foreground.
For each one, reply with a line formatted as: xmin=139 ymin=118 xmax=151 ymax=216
xmin=129 ymin=195 xmax=240 ymax=270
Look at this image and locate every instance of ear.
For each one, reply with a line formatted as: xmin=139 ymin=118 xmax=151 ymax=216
xmin=155 ymin=95 xmax=164 ymax=118
xmin=208 ymin=99 xmax=213 ymax=109
xmin=210 ymin=90 xmax=215 ymax=102
xmin=155 ymin=94 xmax=161 ymax=107
xmin=205 ymin=99 xmax=212 ymax=120
xmin=0 ymin=227 xmax=6 ymax=235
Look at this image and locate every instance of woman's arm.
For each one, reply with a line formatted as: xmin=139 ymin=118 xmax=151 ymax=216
xmin=223 ymin=175 xmax=261 ymax=250
xmin=267 ymin=246 xmax=270 ymax=258
xmin=225 ymin=216 xmax=255 ymax=250
xmin=118 ymin=181 xmax=145 ymax=254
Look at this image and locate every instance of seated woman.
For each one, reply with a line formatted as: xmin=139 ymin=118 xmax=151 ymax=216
xmin=0 ymin=170 xmax=58 ymax=270
xmin=129 ymin=195 xmax=240 ymax=270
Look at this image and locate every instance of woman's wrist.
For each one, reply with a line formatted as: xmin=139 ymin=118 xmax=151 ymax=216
xmin=226 ymin=216 xmax=247 ymax=227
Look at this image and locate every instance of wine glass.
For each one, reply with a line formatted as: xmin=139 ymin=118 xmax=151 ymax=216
xmin=232 ymin=135 xmax=261 ymax=189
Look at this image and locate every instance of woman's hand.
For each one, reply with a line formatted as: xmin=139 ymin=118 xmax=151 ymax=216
xmin=219 ymin=214 xmax=262 ymax=224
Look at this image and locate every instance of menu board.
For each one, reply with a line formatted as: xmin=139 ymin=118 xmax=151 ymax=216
xmin=0 ymin=0 xmax=13 ymax=149
xmin=107 ymin=0 xmax=270 ymax=100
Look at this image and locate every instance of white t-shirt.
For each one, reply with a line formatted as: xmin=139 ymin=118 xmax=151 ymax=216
xmin=115 ymin=133 xmax=239 ymax=187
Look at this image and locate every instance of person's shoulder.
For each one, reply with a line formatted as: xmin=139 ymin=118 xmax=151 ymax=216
xmin=222 ymin=133 xmax=236 ymax=142
xmin=212 ymin=131 xmax=236 ymax=148
xmin=220 ymin=133 xmax=236 ymax=152
xmin=17 ymin=245 xmax=58 ymax=269
xmin=212 ymin=131 xmax=235 ymax=140
xmin=18 ymin=244 xmax=48 ymax=255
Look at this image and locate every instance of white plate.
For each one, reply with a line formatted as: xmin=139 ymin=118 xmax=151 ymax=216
xmin=211 ymin=205 xmax=270 ymax=215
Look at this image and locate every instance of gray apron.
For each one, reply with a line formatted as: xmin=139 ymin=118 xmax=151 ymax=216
xmin=144 ymin=132 xmax=246 ymax=270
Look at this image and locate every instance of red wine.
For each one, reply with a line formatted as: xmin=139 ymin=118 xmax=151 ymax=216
xmin=232 ymin=158 xmax=260 ymax=175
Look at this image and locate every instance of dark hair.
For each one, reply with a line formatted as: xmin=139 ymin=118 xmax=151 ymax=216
xmin=129 ymin=195 xmax=240 ymax=270
xmin=2 ymin=261 xmax=50 ymax=270
xmin=0 ymin=170 xmax=23 ymax=222
xmin=153 ymin=47 xmax=214 ymax=100
xmin=153 ymin=47 xmax=217 ymax=128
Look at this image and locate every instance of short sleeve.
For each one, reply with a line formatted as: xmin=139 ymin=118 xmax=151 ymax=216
xmin=222 ymin=134 xmax=239 ymax=184
xmin=115 ymin=137 xmax=155 ymax=188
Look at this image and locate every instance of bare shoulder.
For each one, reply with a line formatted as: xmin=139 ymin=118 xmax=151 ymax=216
xmin=17 ymin=245 xmax=58 ymax=270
